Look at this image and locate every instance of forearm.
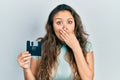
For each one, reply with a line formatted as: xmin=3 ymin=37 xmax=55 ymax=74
xmin=72 ymin=45 xmax=93 ymax=80
xmin=23 ymin=68 xmax=35 ymax=80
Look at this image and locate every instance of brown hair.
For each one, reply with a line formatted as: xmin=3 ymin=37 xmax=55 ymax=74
xmin=36 ymin=4 xmax=88 ymax=80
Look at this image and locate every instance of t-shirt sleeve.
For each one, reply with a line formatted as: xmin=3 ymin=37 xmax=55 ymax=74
xmin=85 ymin=41 xmax=93 ymax=53
xmin=31 ymin=56 xmax=40 ymax=60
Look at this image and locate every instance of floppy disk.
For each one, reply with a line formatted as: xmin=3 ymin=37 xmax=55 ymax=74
xmin=26 ymin=41 xmax=42 ymax=56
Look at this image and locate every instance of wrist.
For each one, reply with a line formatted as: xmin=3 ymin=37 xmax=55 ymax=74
xmin=72 ymin=43 xmax=82 ymax=53
xmin=71 ymin=41 xmax=80 ymax=50
xmin=23 ymin=68 xmax=30 ymax=72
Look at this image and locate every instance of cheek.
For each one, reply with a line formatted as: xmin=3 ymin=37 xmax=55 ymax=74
xmin=54 ymin=29 xmax=60 ymax=36
xmin=54 ymin=29 xmax=63 ymax=40
xmin=67 ymin=21 xmax=75 ymax=33
xmin=53 ymin=27 xmax=64 ymax=41
xmin=68 ymin=25 xmax=75 ymax=33
xmin=53 ymin=25 xmax=61 ymax=37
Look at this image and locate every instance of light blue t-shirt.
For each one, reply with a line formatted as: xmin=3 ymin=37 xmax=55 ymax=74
xmin=53 ymin=44 xmax=74 ymax=80
xmin=32 ymin=41 xmax=93 ymax=80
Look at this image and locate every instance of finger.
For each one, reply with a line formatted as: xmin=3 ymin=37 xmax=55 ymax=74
xmin=21 ymin=56 xmax=31 ymax=63
xmin=22 ymin=56 xmax=31 ymax=61
xmin=18 ymin=52 xmax=31 ymax=60
xmin=60 ymin=29 xmax=69 ymax=39
xmin=18 ymin=51 xmax=29 ymax=59
xmin=63 ymin=27 xmax=69 ymax=34
xmin=60 ymin=30 xmax=70 ymax=42
xmin=23 ymin=57 xmax=31 ymax=63
xmin=60 ymin=33 xmax=67 ymax=42
xmin=18 ymin=54 xmax=31 ymax=64
xmin=21 ymin=53 xmax=31 ymax=59
xmin=19 ymin=60 xmax=30 ymax=67
xmin=19 ymin=57 xmax=31 ymax=65
xmin=60 ymin=30 xmax=67 ymax=40
xmin=23 ymin=60 xmax=31 ymax=64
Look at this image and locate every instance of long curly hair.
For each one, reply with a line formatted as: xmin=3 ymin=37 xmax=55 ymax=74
xmin=36 ymin=4 xmax=88 ymax=80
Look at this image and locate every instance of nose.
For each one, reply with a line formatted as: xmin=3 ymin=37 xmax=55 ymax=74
xmin=62 ymin=26 xmax=66 ymax=29
xmin=62 ymin=22 xmax=67 ymax=29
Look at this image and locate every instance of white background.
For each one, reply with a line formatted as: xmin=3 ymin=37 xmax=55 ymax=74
xmin=0 ymin=0 xmax=120 ymax=80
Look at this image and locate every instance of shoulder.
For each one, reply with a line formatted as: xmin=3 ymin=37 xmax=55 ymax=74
xmin=85 ymin=41 xmax=93 ymax=53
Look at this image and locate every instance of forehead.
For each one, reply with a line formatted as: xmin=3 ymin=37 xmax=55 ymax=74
xmin=54 ymin=10 xmax=74 ymax=20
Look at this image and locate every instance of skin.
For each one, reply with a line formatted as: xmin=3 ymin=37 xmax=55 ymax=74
xmin=17 ymin=10 xmax=94 ymax=80
xmin=53 ymin=10 xmax=75 ymax=42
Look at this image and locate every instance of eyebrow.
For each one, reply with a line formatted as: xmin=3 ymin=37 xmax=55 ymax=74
xmin=55 ymin=18 xmax=74 ymax=20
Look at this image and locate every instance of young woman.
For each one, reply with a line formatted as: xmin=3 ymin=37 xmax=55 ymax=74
xmin=17 ymin=4 xmax=94 ymax=80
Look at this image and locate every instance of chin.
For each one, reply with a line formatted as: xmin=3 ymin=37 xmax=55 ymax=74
xmin=56 ymin=35 xmax=64 ymax=43
xmin=57 ymin=37 xmax=65 ymax=44
xmin=58 ymin=36 xmax=63 ymax=41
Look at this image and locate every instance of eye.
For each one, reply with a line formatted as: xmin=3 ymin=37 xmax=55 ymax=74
xmin=68 ymin=20 xmax=73 ymax=24
xmin=56 ymin=21 xmax=62 ymax=25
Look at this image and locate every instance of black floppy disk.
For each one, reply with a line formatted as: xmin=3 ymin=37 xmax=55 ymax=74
xmin=26 ymin=41 xmax=42 ymax=56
